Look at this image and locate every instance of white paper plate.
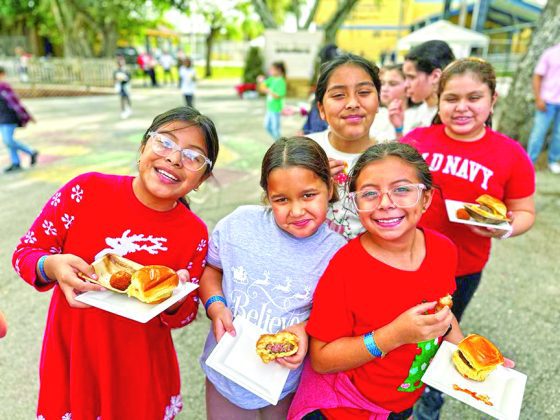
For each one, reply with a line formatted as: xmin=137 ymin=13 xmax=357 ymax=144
xmin=422 ymin=341 xmax=527 ymax=420
xmin=205 ymin=316 xmax=291 ymax=405
xmin=75 ymin=281 xmax=199 ymax=323
xmin=445 ymin=199 xmax=512 ymax=232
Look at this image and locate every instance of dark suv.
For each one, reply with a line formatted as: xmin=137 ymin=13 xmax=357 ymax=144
xmin=115 ymin=46 xmax=138 ymax=66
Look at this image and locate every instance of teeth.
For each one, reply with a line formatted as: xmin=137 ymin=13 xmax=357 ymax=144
xmin=156 ymin=169 xmax=178 ymax=181
xmin=377 ymin=217 xmax=402 ymax=223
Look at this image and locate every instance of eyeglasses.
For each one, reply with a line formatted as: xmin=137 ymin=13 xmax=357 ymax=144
xmin=349 ymin=183 xmax=426 ymax=212
xmin=148 ymin=131 xmax=212 ymax=171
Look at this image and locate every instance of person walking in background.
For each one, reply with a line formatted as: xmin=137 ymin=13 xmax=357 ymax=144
xmin=0 ymin=66 xmax=38 ymax=173
xmin=160 ymin=50 xmax=175 ymax=87
xmin=114 ymin=55 xmax=132 ymax=119
xmin=14 ymin=46 xmax=31 ymax=83
xmin=257 ymin=61 xmax=287 ymax=140
xmin=526 ymin=42 xmax=560 ymax=174
xmin=179 ymin=57 xmax=197 ymax=108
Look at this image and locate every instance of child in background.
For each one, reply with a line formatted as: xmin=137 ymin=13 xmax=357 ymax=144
xmin=114 ymin=55 xmax=132 ymax=119
xmin=370 ymin=64 xmax=417 ymax=142
xmin=12 ymin=106 xmax=219 ymax=419
xmin=289 ymin=142 xmax=464 ymax=419
xmin=258 ymin=61 xmax=287 ymax=140
xmin=401 ymin=57 xmax=535 ymax=420
xmin=307 ymin=53 xmax=380 ymax=240
xmin=392 ymin=40 xmax=455 ymax=138
xmin=199 ymin=136 xmax=346 ymax=419
xmin=179 ymin=57 xmax=197 ymax=108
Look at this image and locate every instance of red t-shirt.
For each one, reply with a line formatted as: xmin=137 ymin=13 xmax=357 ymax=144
xmin=13 ymin=172 xmax=208 ymax=419
xmin=306 ymin=228 xmax=457 ymax=414
xmin=401 ymin=125 xmax=535 ymax=276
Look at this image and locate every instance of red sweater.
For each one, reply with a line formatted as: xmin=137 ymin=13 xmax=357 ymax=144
xmin=13 ymin=172 xmax=208 ymax=420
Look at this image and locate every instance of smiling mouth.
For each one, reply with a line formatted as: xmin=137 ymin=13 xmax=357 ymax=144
xmin=292 ymin=219 xmax=311 ymax=227
xmin=374 ymin=216 xmax=404 ymax=227
xmin=156 ymin=168 xmax=179 ymax=182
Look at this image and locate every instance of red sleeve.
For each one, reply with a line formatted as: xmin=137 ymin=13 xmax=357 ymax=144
xmin=12 ymin=174 xmax=90 ymax=291
xmin=306 ymin=254 xmax=354 ymax=343
xmin=159 ymin=231 xmax=208 ymax=329
xmin=504 ymin=142 xmax=536 ymax=200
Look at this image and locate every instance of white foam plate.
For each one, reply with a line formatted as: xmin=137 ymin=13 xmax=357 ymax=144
xmin=75 ymin=281 xmax=199 ymax=323
xmin=445 ymin=199 xmax=512 ymax=232
xmin=422 ymin=341 xmax=527 ymax=420
xmin=205 ymin=316 xmax=291 ymax=405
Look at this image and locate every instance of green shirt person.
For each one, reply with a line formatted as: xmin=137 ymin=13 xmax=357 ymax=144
xmin=258 ymin=62 xmax=287 ymax=140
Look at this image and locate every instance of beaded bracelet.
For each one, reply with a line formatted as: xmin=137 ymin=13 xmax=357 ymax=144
xmin=37 ymin=255 xmax=54 ymax=283
xmin=364 ymin=331 xmax=384 ymax=358
xmin=204 ymin=295 xmax=227 ymax=313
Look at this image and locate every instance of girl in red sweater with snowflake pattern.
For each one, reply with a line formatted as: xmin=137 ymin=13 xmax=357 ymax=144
xmin=13 ymin=106 xmax=219 ymax=419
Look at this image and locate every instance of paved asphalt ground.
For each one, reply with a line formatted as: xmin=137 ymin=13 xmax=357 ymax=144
xmin=0 ymin=80 xmax=558 ymax=419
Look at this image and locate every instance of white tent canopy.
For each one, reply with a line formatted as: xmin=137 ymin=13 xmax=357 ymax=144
xmin=397 ymin=20 xmax=489 ymax=58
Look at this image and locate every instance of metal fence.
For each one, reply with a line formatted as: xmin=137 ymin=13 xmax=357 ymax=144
xmin=0 ymin=56 xmax=115 ymax=87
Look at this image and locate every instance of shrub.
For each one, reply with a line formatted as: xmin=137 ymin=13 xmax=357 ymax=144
xmin=243 ymin=46 xmax=264 ymax=84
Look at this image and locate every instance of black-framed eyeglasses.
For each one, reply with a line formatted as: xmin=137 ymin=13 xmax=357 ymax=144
xmin=148 ymin=131 xmax=212 ymax=172
xmin=349 ymin=183 xmax=427 ymax=212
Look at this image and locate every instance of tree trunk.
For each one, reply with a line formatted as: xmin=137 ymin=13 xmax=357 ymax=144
xmin=251 ymin=0 xmax=278 ymax=29
xmin=303 ymin=0 xmax=321 ymax=30
xmin=497 ymin=0 xmax=560 ymax=146
xmin=205 ymin=27 xmax=218 ymax=78
xmin=323 ymin=0 xmax=360 ymax=44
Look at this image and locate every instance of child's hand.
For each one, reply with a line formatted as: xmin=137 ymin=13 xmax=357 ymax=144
xmin=390 ymin=301 xmax=453 ymax=346
xmin=256 ymin=75 xmax=265 ymax=83
xmin=208 ymin=305 xmax=235 ymax=342
xmin=328 ymin=158 xmax=347 ymax=178
xmin=275 ymin=323 xmax=308 ymax=370
xmin=163 ymin=269 xmax=190 ymax=314
xmin=504 ymin=357 xmax=515 ymax=368
xmin=388 ymin=98 xmax=404 ymax=129
xmin=47 ymin=254 xmax=105 ymax=308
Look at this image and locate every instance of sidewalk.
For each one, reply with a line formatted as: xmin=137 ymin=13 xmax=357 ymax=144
xmin=0 ymin=79 xmax=557 ymax=419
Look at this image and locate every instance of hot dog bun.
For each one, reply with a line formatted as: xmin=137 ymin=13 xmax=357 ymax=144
xmin=256 ymin=331 xmax=299 ymax=363
xmin=127 ymin=265 xmax=178 ymax=304
xmin=452 ymin=334 xmax=504 ymax=381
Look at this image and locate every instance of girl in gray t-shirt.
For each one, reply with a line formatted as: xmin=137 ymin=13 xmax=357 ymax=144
xmin=199 ymin=136 xmax=346 ymax=417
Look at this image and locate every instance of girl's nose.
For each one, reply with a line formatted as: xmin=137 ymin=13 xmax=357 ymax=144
xmin=290 ymin=202 xmax=305 ymax=216
xmin=377 ymin=192 xmax=395 ymax=209
xmin=345 ymin=94 xmax=359 ymax=109
xmin=166 ymin=150 xmax=183 ymax=167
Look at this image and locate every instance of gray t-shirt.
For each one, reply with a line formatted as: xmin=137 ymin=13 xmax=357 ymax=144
xmin=200 ymin=205 xmax=345 ymax=409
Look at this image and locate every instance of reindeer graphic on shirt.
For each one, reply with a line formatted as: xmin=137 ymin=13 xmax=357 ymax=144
xmin=95 ymin=229 xmax=168 ymax=260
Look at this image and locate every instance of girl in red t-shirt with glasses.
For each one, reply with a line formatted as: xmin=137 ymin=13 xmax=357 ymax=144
xmin=289 ymin=142 xmax=465 ymax=419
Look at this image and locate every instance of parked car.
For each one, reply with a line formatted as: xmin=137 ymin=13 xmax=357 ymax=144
xmin=115 ymin=46 xmax=138 ymax=67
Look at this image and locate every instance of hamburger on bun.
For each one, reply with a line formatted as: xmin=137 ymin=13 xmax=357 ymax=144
xmin=452 ymin=334 xmax=504 ymax=381
xmin=127 ymin=265 xmax=179 ymax=304
xmin=463 ymin=195 xmax=510 ymax=225
xmin=256 ymin=331 xmax=299 ymax=363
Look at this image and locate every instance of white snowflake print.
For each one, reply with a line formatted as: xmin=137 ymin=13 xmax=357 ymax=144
xmin=71 ymin=185 xmax=84 ymax=203
xmin=62 ymin=413 xmax=72 ymax=420
xmin=50 ymin=192 xmax=61 ymax=207
xmin=187 ymin=261 xmax=193 ymax=270
xmin=14 ymin=258 xmax=21 ymax=276
xmin=50 ymin=246 xmax=62 ymax=254
xmin=36 ymin=416 xmax=45 ymax=420
xmin=23 ymin=230 xmax=37 ymax=244
xmin=191 ymin=277 xmax=199 ymax=284
xmin=164 ymin=394 xmax=183 ymax=419
xmin=196 ymin=239 xmax=207 ymax=252
xmin=201 ymin=259 xmax=207 ymax=268
xmin=42 ymin=220 xmax=57 ymax=236
xmin=61 ymin=213 xmax=74 ymax=229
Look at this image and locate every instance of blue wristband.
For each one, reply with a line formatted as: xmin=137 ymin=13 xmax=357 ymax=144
xmin=38 ymin=255 xmax=54 ymax=283
xmin=204 ymin=295 xmax=226 ymax=313
xmin=395 ymin=126 xmax=404 ymax=134
xmin=364 ymin=331 xmax=384 ymax=358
